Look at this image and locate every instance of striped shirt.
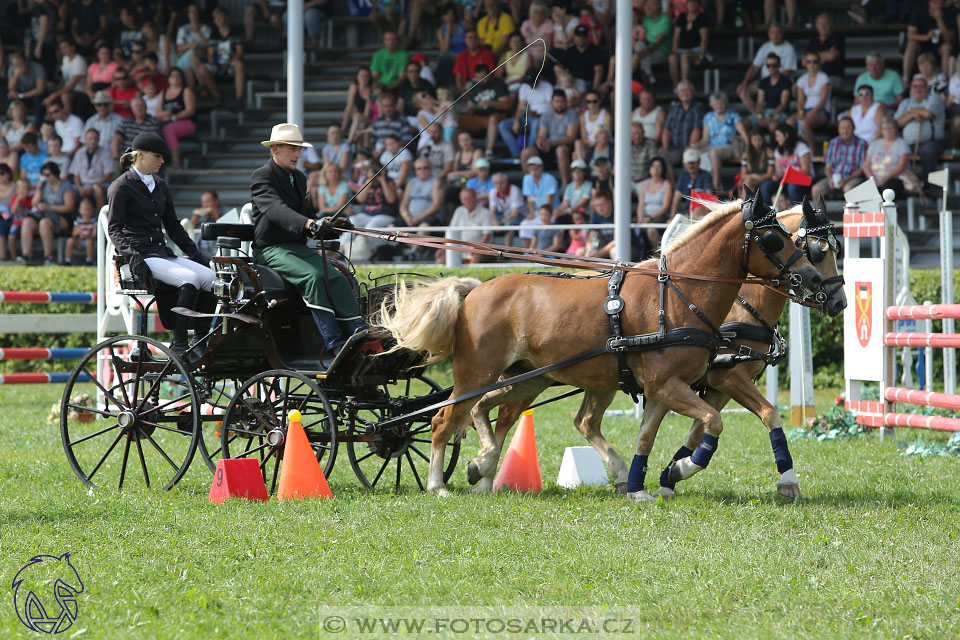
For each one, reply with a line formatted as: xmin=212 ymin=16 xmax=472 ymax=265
xmin=115 ymin=115 xmax=162 ymax=150
xmin=664 ymin=100 xmax=705 ymax=152
xmin=823 ymin=134 xmax=867 ymax=180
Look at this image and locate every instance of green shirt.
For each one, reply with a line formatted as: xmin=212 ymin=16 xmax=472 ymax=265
xmin=854 ymin=69 xmax=904 ymax=108
xmin=370 ymin=47 xmax=409 ymax=87
xmin=642 ymin=13 xmax=673 ymax=56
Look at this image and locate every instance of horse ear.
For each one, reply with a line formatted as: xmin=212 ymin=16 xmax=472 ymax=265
xmin=752 ymin=189 xmax=765 ymax=217
xmin=742 ymin=184 xmax=755 ymax=201
xmin=815 ymin=195 xmax=826 ymax=220
xmin=801 ymin=195 xmax=813 ymax=217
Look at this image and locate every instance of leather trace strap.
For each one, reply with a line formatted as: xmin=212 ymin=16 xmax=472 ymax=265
xmin=711 ymin=296 xmax=787 ymax=370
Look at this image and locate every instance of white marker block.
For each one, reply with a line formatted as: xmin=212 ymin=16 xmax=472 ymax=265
xmin=556 ymin=446 xmax=609 ymax=489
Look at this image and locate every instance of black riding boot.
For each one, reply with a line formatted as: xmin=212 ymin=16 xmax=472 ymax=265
xmin=169 ymin=284 xmax=198 ymax=358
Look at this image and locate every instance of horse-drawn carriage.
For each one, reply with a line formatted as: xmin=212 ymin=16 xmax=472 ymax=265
xmin=60 ymin=222 xmax=460 ymax=492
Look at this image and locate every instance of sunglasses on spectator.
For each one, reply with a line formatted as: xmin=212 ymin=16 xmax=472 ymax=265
xmin=857 ymin=90 xmax=871 ymax=96
xmin=586 ymin=99 xmax=599 ymax=104
xmin=766 ymin=62 xmax=779 ymax=68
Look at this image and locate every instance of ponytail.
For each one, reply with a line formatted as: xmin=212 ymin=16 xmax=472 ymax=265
xmin=119 ymin=149 xmax=138 ymax=172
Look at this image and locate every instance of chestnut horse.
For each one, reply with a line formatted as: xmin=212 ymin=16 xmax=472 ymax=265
xmin=380 ymin=193 xmax=826 ymax=497
xmin=650 ymin=198 xmax=846 ymax=500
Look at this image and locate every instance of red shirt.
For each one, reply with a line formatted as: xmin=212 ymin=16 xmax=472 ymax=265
xmin=109 ymin=86 xmax=139 ymax=118
xmin=453 ymin=47 xmax=496 ymax=86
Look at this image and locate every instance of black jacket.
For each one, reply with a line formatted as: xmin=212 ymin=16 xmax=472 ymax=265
xmin=250 ymin=159 xmax=317 ymax=248
xmin=107 ymin=168 xmax=200 ymax=271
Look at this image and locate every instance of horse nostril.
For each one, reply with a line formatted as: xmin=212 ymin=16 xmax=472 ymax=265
xmin=812 ymin=274 xmax=823 ymax=286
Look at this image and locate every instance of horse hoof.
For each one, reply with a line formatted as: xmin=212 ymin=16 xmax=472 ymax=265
xmin=614 ymin=481 xmax=627 ymax=495
xmin=651 ymin=487 xmax=675 ymax=500
xmin=466 ymin=461 xmax=481 ymax=485
xmin=434 ymin=487 xmax=451 ymax=498
xmin=776 ymin=469 xmax=802 ymax=499
xmin=472 ymin=478 xmax=493 ymax=494
xmin=627 ymin=490 xmax=655 ymax=503
xmin=668 ymin=457 xmax=703 ymax=483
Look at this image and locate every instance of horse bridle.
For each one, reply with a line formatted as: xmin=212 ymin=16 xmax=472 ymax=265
xmin=795 ymin=208 xmax=844 ymax=308
xmin=740 ymin=197 xmax=810 ymax=295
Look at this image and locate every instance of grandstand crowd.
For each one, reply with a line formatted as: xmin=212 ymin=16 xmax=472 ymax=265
xmin=0 ymin=0 xmax=952 ymax=265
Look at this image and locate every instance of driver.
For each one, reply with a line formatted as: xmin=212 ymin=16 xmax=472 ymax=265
xmin=250 ymin=123 xmax=367 ymax=368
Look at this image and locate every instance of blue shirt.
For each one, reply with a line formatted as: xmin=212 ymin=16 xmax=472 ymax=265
xmin=703 ymin=110 xmax=741 ymax=148
xmin=465 ymin=175 xmax=494 ymax=198
xmin=522 ymin=172 xmax=559 ymax=208
xmin=20 ymin=151 xmax=50 ymax=185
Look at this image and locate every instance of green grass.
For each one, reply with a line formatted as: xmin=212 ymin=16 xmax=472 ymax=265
xmin=2 ymin=378 xmax=959 ymax=640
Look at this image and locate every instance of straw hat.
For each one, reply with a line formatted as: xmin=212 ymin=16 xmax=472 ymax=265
xmin=261 ymin=123 xmax=313 ymax=148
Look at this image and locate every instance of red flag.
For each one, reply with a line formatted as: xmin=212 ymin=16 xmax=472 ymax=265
xmin=689 ymin=190 xmax=719 ymax=212
xmin=782 ymin=165 xmax=813 ymax=187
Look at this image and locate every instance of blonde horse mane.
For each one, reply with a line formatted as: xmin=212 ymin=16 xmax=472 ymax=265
xmin=662 ymin=199 xmax=805 ymax=254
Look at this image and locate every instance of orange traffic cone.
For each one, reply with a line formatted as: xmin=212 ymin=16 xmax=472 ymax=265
xmin=276 ymin=410 xmax=334 ymax=500
xmin=492 ymin=410 xmax=543 ymax=493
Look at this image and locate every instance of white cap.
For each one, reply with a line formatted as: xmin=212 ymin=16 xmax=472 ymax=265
xmin=527 ymin=156 xmax=544 ymax=166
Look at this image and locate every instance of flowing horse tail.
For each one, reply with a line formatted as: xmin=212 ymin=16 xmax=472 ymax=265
xmin=377 ymin=277 xmax=482 ymax=363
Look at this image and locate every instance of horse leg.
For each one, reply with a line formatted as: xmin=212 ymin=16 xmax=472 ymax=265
xmin=710 ymin=370 xmax=801 ymax=499
xmin=573 ymin=390 xmax=630 ymax=493
xmin=427 ymin=401 xmax=473 ymax=496
xmin=652 ymin=388 xmax=730 ymax=500
xmin=626 ymin=399 xmax=671 ymax=503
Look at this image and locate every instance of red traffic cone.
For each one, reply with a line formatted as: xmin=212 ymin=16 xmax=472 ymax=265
xmin=209 ymin=458 xmax=269 ymax=504
xmin=492 ymin=410 xmax=543 ymax=493
xmin=276 ymin=410 xmax=334 ymax=500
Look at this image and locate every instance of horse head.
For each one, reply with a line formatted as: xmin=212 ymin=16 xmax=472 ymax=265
xmin=798 ymin=196 xmax=847 ymax=316
xmin=739 ymin=187 xmax=824 ymax=299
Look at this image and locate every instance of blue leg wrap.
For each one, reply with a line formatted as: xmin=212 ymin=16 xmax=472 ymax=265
xmin=769 ymin=428 xmax=793 ymax=474
xmin=689 ymin=434 xmax=719 ymax=469
xmin=659 ymin=446 xmax=694 ymax=489
xmin=627 ymin=455 xmax=648 ymax=493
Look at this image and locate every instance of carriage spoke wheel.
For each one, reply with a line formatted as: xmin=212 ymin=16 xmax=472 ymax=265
xmin=195 ymin=377 xmax=241 ymax=472
xmin=346 ymin=376 xmax=459 ymax=491
xmin=60 ymin=335 xmax=200 ymax=490
xmin=220 ymin=371 xmax=337 ymax=495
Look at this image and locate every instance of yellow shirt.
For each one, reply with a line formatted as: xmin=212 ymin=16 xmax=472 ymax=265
xmin=477 ymin=11 xmax=515 ymax=53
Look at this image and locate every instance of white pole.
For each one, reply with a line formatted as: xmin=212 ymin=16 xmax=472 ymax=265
xmin=613 ymin=0 xmax=633 ymax=262
xmin=941 ymin=206 xmax=955 ymax=395
xmin=789 ymin=304 xmax=814 ymax=426
xmin=287 ymin=0 xmax=304 ymax=129
xmin=96 ymin=207 xmax=107 ymax=410
xmin=766 ymin=365 xmax=778 ymax=408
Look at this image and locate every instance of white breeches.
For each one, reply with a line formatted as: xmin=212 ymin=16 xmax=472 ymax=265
xmin=144 ymin=256 xmax=216 ymax=291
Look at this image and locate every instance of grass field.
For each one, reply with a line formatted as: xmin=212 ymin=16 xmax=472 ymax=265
xmin=2 ymin=376 xmax=959 ymax=640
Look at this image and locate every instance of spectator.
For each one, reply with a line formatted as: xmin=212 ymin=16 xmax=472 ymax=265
xmin=527 ymin=203 xmax=562 ymax=251
xmin=453 ymin=29 xmax=496 ymax=91
xmin=855 ymin=53 xmax=905 ymax=108
xmin=522 ymin=155 xmax=558 ymax=217
xmin=448 ymin=187 xmax=493 ymax=262
xmin=747 ymin=53 xmax=792 ymax=134
xmin=812 ymin=117 xmax=867 ymax=202
xmin=660 ymin=80 xmax=704 ymax=170
xmin=343 ymin=67 xmax=375 ymax=146
xmin=113 ymin=97 xmax=162 ymax=158
xmin=8 ymin=177 xmax=31 ymax=262
xmin=397 ymin=61 xmax=436 ymax=120
xmin=760 ymin=123 xmax=812 ymax=205
xmin=460 ymin=64 xmax=513 ymax=159
xmin=379 ymin=133 xmax=413 ymax=187
xmin=310 ymin=163 xmax=351 ymax=216
xmin=845 ymin=84 xmax=886 ymax=142
xmin=737 ymin=24 xmax=797 ymax=113
xmin=788 ymin=52 xmax=831 ymax=155
xmin=806 ymin=14 xmax=845 ymax=87
xmin=520 ymin=2 xmax=554 ymax=61
xmin=64 ymin=195 xmax=96 ymax=265
xmin=204 ymin=8 xmax=246 ymax=106
xmin=632 ymin=88 xmax=665 ymax=143
xmin=635 ymin=0 xmax=672 ymax=86
xmin=566 ymin=25 xmax=606 ymax=92
xmin=140 ymin=22 xmax=172 ymax=75
xmin=948 ymin=58 xmax=960 ymax=147
xmin=465 ymin=157 xmax=494 ymax=206
xmin=44 ymin=39 xmax=88 ymax=118
xmin=155 ymin=68 xmax=196 ymax=169
xmin=630 ymin=121 xmax=658 ymax=190
xmin=18 ymin=132 xmax=48 ymax=184
xmin=914 ymin=51 xmax=949 ymax=100
xmin=108 ymin=68 xmax=137 ymax=118
xmin=6 ymin=52 xmax=47 ymax=128
xmin=70 ymin=0 xmax=109 ymax=55
xmin=585 ymin=189 xmax=614 ymax=258
xmin=557 ymin=158 xmax=592 ymax=216
xmin=84 ymin=43 xmax=117 ymax=97
xmin=0 ymin=140 xmax=16 ymax=174
xmin=369 ymin=0 xmax=408 ymax=37
xmin=132 ymin=48 xmax=168 ymax=92
xmin=489 ymin=171 xmax=524 ymax=244
xmin=554 ymin=65 xmax=583 ymax=109
xmin=499 ymin=32 xmax=532 ymax=92
xmin=498 ymin=69 xmax=553 ymax=157
xmin=27 ymin=0 xmax=59 ymax=79
xmin=190 ymin=190 xmax=224 ymax=258
xmin=904 ymin=0 xmax=953 ymax=86
xmin=406 ymin=0 xmax=441 ymax=49
xmin=175 ymin=4 xmax=215 ymax=97
xmin=48 ymin=99 xmax=85 ymax=156
xmin=320 ymin=124 xmax=352 ymax=179
xmin=445 ymin=130 xmax=483 ymax=202
xmin=764 ymin=0 xmax=796 ymax=27
xmin=304 ymin=0 xmax=331 ymax=49
xmin=702 ymin=92 xmax=747 ymax=192
xmin=566 ymin=207 xmax=589 ymax=254
xmin=410 ymin=52 xmax=436 ymax=86
xmin=672 ymin=148 xmax=712 ymax=214
xmin=84 ymin=90 xmax=122 ymax=153
xmin=436 ymin=5 xmax=468 ymax=87
xmin=585 ymin=125 xmax=613 ymax=167
xmin=477 ymin=0 xmax=516 ymax=57
xmin=0 ymin=162 xmax=14 ymax=261
xmin=38 ymin=120 xmax=56 ymax=153
xmin=371 ymin=30 xmax=409 ymax=91
xmin=591 ymin=156 xmax=613 ymax=194
xmin=70 ymin=128 xmax=113 ymax=208
xmin=112 ymin=7 xmax=144 ymax=61
xmin=400 ymin=158 xmax=445 ymax=226
xmin=416 ymin=89 xmax=458 ymax=140
xmin=244 ymin=0 xmax=284 ymax=44
xmin=895 ymin=76 xmax=945 ymax=179
xmin=635 ymin=156 xmax=673 ymax=253
xmin=863 ymin=117 xmax=910 ymax=196
xmin=578 ymin=4 xmax=605 ymax=46
xmin=142 ymin=77 xmax=162 ymax=116
xmin=351 ymin=160 xmax=400 ymax=261
xmin=45 ymin=135 xmax=70 ymax=178
xmin=525 ymin=89 xmax=579 ymax=185
xmin=2 ymin=100 xmax=32 ymax=151
xmin=740 ymin=129 xmax=775 ymax=194
xmin=420 ymin=122 xmax=454 ymax=183
xmin=669 ymin=0 xmax=711 ymax=87
xmin=22 ymin=161 xmax=76 ymax=264
xmin=576 ymin=90 xmax=612 ymax=159
xmin=371 ymin=92 xmax=413 ymax=153
xmin=551 ymin=3 xmax=579 ymax=53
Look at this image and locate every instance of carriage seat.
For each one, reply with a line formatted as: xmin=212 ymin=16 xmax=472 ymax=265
xmin=247 ymin=263 xmax=301 ymax=301
xmin=201 ymin=222 xmax=255 ymax=242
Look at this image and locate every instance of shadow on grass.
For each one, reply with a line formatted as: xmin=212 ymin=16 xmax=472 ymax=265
xmin=684 ymin=487 xmax=960 ymax=508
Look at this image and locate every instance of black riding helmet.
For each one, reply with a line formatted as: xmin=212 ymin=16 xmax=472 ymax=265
xmin=130 ymin=132 xmax=169 ymax=158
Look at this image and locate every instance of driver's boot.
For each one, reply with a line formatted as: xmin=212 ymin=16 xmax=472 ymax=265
xmin=312 ymin=309 xmax=368 ymax=370
xmin=169 ymin=284 xmax=198 ymax=360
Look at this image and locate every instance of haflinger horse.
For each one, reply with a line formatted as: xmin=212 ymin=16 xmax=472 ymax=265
xmin=650 ymin=197 xmax=846 ymax=500
xmin=379 ymin=189 xmax=827 ymax=498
